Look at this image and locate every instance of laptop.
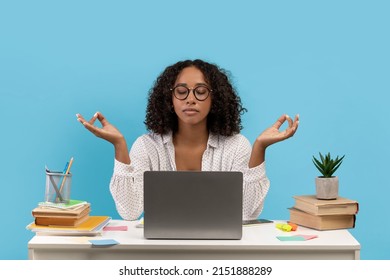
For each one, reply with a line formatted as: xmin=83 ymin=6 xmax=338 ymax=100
xmin=143 ymin=171 xmax=243 ymax=240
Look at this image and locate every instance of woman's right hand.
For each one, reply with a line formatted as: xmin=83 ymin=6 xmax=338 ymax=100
xmin=77 ymin=112 xmax=130 ymax=164
xmin=76 ymin=112 xmax=124 ymax=146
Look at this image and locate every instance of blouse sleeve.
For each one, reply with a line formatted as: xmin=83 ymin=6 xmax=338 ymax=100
xmin=232 ymin=135 xmax=270 ymax=220
xmin=109 ymin=136 xmax=149 ymax=220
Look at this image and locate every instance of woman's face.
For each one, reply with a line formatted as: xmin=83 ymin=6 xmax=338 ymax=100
xmin=172 ymin=66 xmax=212 ymax=128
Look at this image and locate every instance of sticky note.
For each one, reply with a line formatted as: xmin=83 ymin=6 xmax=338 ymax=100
xmin=89 ymin=239 xmax=119 ymax=246
xmin=295 ymin=234 xmax=318 ymax=240
xmin=277 ymin=235 xmax=318 ymax=241
xmin=103 ymin=226 xmax=128 ymax=231
xmin=277 ymin=236 xmax=306 ymax=241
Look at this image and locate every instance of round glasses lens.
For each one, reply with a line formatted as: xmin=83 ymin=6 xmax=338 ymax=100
xmin=174 ymin=86 xmax=189 ymax=100
xmin=194 ymin=86 xmax=210 ymax=100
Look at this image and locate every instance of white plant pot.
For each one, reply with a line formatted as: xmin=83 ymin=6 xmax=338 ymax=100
xmin=315 ymin=176 xmax=339 ymax=200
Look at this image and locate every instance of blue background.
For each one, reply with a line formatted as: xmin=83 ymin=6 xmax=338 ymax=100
xmin=0 ymin=0 xmax=388 ymax=260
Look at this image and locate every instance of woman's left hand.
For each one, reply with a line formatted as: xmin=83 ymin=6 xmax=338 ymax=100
xmin=256 ymin=114 xmax=299 ymax=149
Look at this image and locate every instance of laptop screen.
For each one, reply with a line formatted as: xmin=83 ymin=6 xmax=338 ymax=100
xmin=143 ymin=171 xmax=243 ymax=240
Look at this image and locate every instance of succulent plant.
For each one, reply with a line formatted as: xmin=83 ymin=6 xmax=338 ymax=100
xmin=312 ymin=152 xmax=345 ymax=178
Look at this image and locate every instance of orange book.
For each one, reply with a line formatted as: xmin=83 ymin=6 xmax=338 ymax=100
xmin=35 ymin=213 xmax=90 ymax=227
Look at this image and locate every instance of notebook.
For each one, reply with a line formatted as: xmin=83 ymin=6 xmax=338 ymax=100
xmin=143 ymin=171 xmax=243 ymax=240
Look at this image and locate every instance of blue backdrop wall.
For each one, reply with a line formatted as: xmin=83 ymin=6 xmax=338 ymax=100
xmin=1 ymin=0 xmax=389 ymax=259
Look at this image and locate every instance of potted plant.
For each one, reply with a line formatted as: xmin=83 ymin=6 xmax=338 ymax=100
xmin=312 ymin=152 xmax=345 ymax=200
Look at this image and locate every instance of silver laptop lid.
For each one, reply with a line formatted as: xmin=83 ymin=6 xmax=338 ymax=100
xmin=144 ymin=171 xmax=243 ymax=240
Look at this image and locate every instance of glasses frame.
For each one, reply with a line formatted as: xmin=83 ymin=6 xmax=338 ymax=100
xmin=171 ymin=85 xmax=212 ymax=101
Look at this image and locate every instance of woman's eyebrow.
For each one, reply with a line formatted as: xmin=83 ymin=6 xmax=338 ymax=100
xmin=175 ymin=82 xmax=209 ymax=86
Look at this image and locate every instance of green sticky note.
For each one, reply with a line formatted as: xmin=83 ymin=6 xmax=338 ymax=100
xmin=277 ymin=236 xmax=306 ymax=241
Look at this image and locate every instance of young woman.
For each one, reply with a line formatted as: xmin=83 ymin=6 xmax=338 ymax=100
xmin=76 ymin=59 xmax=299 ymax=221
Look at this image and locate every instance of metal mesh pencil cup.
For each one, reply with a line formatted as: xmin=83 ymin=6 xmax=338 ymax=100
xmin=45 ymin=171 xmax=72 ymax=204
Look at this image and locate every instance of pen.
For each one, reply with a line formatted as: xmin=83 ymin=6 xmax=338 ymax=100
xmin=63 ymin=162 xmax=69 ymax=173
xmin=55 ymin=161 xmax=69 ymax=202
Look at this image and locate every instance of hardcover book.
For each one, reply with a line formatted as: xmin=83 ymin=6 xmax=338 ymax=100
xmin=293 ymin=195 xmax=359 ymax=216
xmin=34 ymin=213 xmax=90 ymax=226
xmin=289 ymin=207 xmax=356 ymax=230
xmin=32 ymin=203 xmax=90 ymax=218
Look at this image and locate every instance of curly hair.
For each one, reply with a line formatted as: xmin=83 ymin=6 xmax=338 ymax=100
xmin=144 ymin=59 xmax=247 ymax=136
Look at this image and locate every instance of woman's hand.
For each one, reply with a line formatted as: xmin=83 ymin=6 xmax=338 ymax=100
xmin=256 ymin=114 xmax=299 ymax=149
xmin=249 ymin=114 xmax=299 ymax=168
xmin=76 ymin=112 xmax=130 ymax=164
xmin=76 ymin=112 xmax=124 ymax=145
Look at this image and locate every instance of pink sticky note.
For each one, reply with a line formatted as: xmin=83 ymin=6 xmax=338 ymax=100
xmin=103 ymin=226 xmax=128 ymax=231
xmin=295 ymin=234 xmax=318 ymax=240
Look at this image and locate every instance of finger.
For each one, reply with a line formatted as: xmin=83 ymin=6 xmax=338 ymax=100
xmin=292 ymin=114 xmax=300 ymax=131
xmin=76 ymin=113 xmax=87 ymax=124
xmin=272 ymin=114 xmax=287 ymax=129
xmin=95 ymin=111 xmax=110 ymax=126
xmin=88 ymin=112 xmax=99 ymax=125
xmin=286 ymin=115 xmax=300 ymax=137
xmin=286 ymin=114 xmax=293 ymax=128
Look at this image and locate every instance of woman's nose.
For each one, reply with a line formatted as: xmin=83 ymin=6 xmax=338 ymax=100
xmin=186 ymin=90 xmax=196 ymax=103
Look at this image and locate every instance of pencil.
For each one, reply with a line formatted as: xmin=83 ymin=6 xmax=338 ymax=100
xmin=59 ymin=157 xmax=74 ymax=195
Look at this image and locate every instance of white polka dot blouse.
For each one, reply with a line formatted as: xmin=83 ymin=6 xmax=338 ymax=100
xmin=110 ymin=132 xmax=270 ymax=221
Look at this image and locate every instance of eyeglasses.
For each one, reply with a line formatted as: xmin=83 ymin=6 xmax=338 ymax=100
xmin=171 ymin=85 xmax=212 ymax=101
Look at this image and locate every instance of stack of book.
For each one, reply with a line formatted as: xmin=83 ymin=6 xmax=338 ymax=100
xmin=289 ymin=195 xmax=359 ymax=230
xmin=32 ymin=200 xmax=91 ymax=226
xmin=27 ymin=200 xmax=111 ymax=236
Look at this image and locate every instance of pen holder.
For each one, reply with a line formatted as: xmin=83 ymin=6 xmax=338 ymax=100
xmin=45 ymin=171 xmax=72 ymax=204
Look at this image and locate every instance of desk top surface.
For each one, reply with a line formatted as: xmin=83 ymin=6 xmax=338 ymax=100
xmin=28 ymin=220 xmax=360 ymax=250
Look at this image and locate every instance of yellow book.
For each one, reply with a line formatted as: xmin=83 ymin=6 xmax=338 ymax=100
xmin=27 ymin=216 xmax=111 ymax=235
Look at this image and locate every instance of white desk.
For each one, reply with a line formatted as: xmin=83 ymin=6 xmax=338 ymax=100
xmin=28 ymin=220 xmax=360 ymax=260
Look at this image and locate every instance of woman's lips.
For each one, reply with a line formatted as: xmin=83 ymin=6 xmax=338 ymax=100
xmin=182 ymin=108 xmax=199 ymax=115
